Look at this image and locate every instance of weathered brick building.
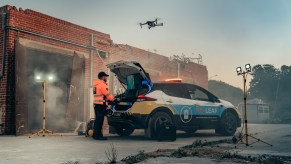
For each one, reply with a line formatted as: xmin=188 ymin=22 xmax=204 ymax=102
xmin=0 ymin=5 xmax=208 ymax=135
xmin=107 ymin=44 xmax=208 ymax=92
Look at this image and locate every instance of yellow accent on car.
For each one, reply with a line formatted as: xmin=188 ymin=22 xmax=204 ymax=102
xmin=129 ymin=101 xmax=175 ymax=115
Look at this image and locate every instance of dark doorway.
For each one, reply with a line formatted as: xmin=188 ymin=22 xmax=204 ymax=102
xmin=15 ymin=41 xmax=85 ymax=135
xmin=26 ymin=48 xmax=73 ymax=131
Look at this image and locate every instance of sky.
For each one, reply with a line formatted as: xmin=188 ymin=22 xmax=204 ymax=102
xmin=2 ymin=0 xmax=291 ymax=88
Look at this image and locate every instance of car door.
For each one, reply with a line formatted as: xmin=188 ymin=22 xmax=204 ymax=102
xmin=187 ymin=85 xmax=221 ymax=116
xmin=185 ymin=84 xmax=222 ymax=127
xmin=161 ymin=84 xmax=196 ymax=127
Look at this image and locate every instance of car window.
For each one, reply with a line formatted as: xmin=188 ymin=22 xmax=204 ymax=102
xmin=148 ymin=84 xmax=161 ymax=94
xmin=186 ymin=85 xmax=210 ymax=101
xmin=162 ymin=84 xmax=189 ymax=99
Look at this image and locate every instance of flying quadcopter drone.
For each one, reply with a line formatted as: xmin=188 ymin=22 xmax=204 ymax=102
xmin=139 ymin=18 xmax=164 ymax=29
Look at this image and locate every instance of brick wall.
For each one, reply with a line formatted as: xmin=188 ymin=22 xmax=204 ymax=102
xmin=0 ymin=5 xmax=112 ymax=134
xmin=0 ymin=5 xmax=208 ymax=135
xmin=107 ymin=44 xmax=208 ymax=88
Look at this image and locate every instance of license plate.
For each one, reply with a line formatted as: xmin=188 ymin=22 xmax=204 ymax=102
xmin=113 ymin=112 xmax=121 ymax=117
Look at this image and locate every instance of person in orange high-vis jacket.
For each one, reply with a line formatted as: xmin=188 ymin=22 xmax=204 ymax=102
xmin=93 ymin=71 xmax=114 ymax=140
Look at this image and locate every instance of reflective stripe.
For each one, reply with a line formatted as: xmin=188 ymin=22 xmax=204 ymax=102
xmin=118 ymin=102 xmax=131 ymax=105
xmin=94 ymin=93 xmax=110 ymax=97
xmin=94 ymin=100 xmax=106 ymax=102
xmin=94 ymin=94 xmax=103 ymax=97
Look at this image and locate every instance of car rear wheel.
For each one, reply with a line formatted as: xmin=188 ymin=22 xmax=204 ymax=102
xmin=149 ymin=111 xmax=173 ymax=139
xmin=115 ymin=125 xmax=135 ymax=136
xmin=219 ymin=112 xmax=237 ymax=136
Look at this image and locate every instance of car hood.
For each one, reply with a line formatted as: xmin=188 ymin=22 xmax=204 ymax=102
xmin=107 ymin=60 xmax=153 ymax=94
xmin=219 ymin=99 xmax=236 ymax=109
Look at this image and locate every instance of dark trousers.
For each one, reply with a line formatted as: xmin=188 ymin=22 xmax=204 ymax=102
xmin=93 ymin=104 xmax=106 ymax=138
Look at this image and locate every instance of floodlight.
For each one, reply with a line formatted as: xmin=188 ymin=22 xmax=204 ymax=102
xmin=48 ymin=75 xmax=54 ymax=81
xmin=236 ymin=67 xmax=242 ymax=75
xmin=245 ymin=64 xmax=251 ymax=73
xmin=35 ymin=75 xmax=41 ymax=80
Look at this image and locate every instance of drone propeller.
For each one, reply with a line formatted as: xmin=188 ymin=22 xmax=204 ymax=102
xmin=138 ymin=22 xmax=144 ymax=28
xmin=155 ymin=18 xmax=161 ymax=24
xmin=156 ymin=23 xmax=164 ymax=26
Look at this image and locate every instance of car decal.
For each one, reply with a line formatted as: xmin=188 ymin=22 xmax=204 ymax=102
xmin=131 ymin=102 xmax=224 ymax=116
xmin=168 ymin=104 xmax=221 ymax=116
xmin=179 ymin=106 xmax=193 ymax=123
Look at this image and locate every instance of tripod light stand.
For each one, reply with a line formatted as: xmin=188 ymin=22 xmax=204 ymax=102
xmin=235 ymin=64 xmax=272 ymax=147
xmin=29 ymin=76 xmax=55 ymax=138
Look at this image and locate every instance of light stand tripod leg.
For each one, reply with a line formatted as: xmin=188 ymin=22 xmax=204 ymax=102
xmin=29 ymin=131 xmax=40 ymax=138
xmin=235 ymin=134 xmax=272 ymax=147
xmin=235 ymin=134 xmax=247 ymax=148
xmin=247 ymin=134 xmax=273 ymax=146
xmin=45 ymin=129 xmax=53 ymax=133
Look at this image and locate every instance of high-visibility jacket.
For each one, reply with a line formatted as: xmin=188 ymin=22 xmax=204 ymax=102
xmin=93 ymin=79 xmax=114 ymax=105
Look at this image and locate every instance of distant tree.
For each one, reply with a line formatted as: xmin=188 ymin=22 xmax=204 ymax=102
xmin=208 ymin=80 xmax=243 ymax=106
xmin=278 ymin=65 xmax=291 ymax=114
xmin=248 ymin=64 xmax=279 ymax=105
xmin=249 ymin=64 xmax=291 ymax=121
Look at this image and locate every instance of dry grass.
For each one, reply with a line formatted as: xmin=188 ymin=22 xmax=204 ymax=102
xmin=105 ymin=143 xmax=118 ymax=163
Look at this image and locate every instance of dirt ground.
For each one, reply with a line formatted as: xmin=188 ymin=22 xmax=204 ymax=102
xmin=122 ymin=140 xmax=291 ymax=164
xmin=0 ymin=124 xmax=291 ymax=164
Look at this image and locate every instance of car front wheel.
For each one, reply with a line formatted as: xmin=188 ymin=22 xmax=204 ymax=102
xmin=219 ymin=112 xmax=237 ymax=136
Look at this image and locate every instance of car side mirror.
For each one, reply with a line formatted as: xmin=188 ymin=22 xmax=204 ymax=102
xmin=211 ymin=97 xmax=219 ymax=103
xmin=214 ymin=97 xmax=220 ymax=103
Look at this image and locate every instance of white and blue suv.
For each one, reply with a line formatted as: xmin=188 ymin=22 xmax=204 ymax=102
xmin=107 ymin=61 xmax=241 ymax=138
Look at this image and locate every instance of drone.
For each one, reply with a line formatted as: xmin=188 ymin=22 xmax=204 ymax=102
xmin=139 ymin=18 xmax=164 ymax=29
